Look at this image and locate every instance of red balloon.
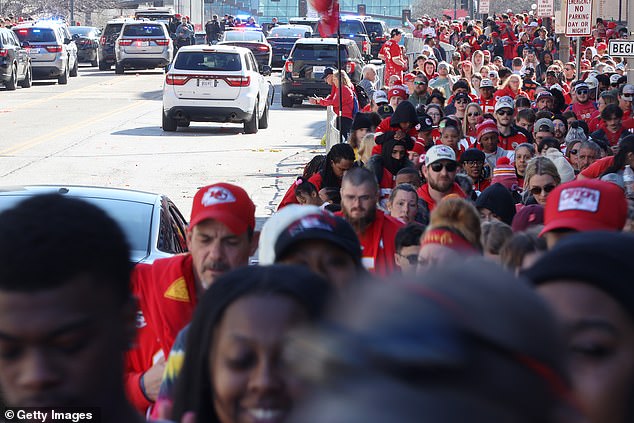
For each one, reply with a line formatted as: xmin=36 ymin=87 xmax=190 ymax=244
xmin=310 ymin=0 xmax=334 ymax=13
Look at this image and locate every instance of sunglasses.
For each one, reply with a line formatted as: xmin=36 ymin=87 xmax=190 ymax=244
xmin=576 ymin=89 xmax=588 ymax=95
xmin=456 ymin=99 xmax=468 ymax=104
xmin=463 ymin=160 xmax=483 ymax=166
xmin=414 ymin=81 xmax=428 ymax=85
xmin=430 ymin=162 xmax=458 ymax=172
xmin=398 ymin=253 xmax=419 ymax=266
xmin=530 ymin=183 xmax=557 ymax=196
xmin=496 ymin=110 xmax=513 ymax=116
xmin=468 ymin=112 xmax=481 ymax=117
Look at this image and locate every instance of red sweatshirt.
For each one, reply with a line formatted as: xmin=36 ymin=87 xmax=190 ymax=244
xmin=125 ymin=254 xmax=198 ymax=413
xmin=416 ymin=183 xmax=467 ymax=211
xmin=318 ymin=84 xmax=355 ymax=119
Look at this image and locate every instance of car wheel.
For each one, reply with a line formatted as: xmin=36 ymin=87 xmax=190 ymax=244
xmin=244 ymin=101 xmax=259 ymax=134
xmin=58 ymin=61 xmax=69 ymax=85
xmin=70 ymin=58 xmax=78 ymax=77
xmin=4 ymin=65 xmax=17 ymax=90
xmin=258 ymin=101 xmax=269 ymax=129
xmin=115 ymin=61 xmax=124 ymax=75
xmin=162 ymin=111 xmax=177 ymax=132
xmin=19 ymin=64 xmax=32 ymax=88
xmin=98 ymin=59 xmax=109 ymax=71
xmin=281 ymin=93 xmax=293 ymax=108
xmin=177 ymin=121 xmax=190 ymax=127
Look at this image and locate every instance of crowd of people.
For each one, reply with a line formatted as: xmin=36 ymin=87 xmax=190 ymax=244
xmin=0 ymin=10 xmax=632 ymax=423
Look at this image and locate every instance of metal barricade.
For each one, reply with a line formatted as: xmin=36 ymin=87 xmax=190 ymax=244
xmin=325 ymin=106 xmax=340 ymax=153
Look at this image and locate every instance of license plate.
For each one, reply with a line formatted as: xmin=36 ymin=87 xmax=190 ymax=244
xmin=200 ymin=80 xmax=215 ymax=87
xmin=137 ymin=41 xmax=149 ymax=47
xmin=313 ymin=66 xmax=325 ymax=74
xmin=27 ymin=48 xmax=39 ymax=54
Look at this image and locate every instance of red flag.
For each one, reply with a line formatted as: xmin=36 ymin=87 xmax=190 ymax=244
xmin=318 ymin=0 xmax=339 ymax=38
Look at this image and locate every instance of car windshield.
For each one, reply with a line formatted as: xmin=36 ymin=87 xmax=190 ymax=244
xmin=292 ymin=44 xmax=349 ymax=61
xmin=123 ymin=24 xmax=164 ymax=37
xmin=340 ymin=21 xmax=365 ymax=35
xmin=0 ymin=195 xmax=153 ymax=262
xmin=13 ymin=28 xmax=56 ymax=43
xmin=269 ymin=27 xmax=306 ymax=38
xmin=364 ymin=22 xmax=383 ymax=34
xmin=174 ymin=51 xmax=242 ymax=71
xmin=69 ymin=27 xmax=97 ymax=37
xmin=224 ymin=30 xmax=264 ymax=42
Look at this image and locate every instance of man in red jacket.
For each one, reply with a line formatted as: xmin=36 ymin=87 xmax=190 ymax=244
xmin=338 ymin=167 xmax=403 ymax=275
xmin=417 ymin=145 xmax=466 ymax=221
xmin=125 ymin=183 xmax=257 ymax=413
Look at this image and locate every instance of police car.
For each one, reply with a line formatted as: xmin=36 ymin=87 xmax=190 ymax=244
xmin=162 ymin=44 xmax=273 ymax=133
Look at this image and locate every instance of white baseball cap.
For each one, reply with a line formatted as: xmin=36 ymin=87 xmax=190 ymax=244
xmin=480 ymin=78 xmax=494 ymax=88
xmin=425 ymin=145 xmax=456 ymax=166
xmin=373 ymin=90 xmax=388 ymax=104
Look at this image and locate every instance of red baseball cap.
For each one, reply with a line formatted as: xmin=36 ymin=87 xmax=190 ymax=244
xmin=388 ymin=87 xmax=407 ymax=100
xmin=540 ymin=179 xmax=627 ymax=236
xmin=189 ymin=183 xmax=256 ymax=235
xmin=403 ymin=73 xmax=416 ymax=82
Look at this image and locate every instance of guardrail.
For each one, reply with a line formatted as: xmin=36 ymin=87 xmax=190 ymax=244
xmin=325 ymin=106 xmax=340 ymax=152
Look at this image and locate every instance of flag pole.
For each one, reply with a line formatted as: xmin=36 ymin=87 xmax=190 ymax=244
xmin=337 ymin=2 xmax=343 ymax=142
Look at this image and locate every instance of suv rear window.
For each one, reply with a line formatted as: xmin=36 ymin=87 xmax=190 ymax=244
xmin=104 ymin=23 xmax=124 ymax=36
xmin=13 ymin=28 xmax=56 ymax=43
xmin=269 ymin=27 xmax=307 ymax=38
xmin=123 ymin=24 xmax=164 ymax=37
xmin=292 ymin=44 xmax=349 ymax=61
xmin=174 ymin=51 xmax=242 ymax=71
xmin=364 ymin=22 xmax=384 ymax=34
xmin=223 ymin=31 xmax=264 ymax=42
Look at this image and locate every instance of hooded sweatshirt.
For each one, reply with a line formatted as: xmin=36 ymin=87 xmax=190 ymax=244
xmin=373 ymin=101 xmax=418 ymax=154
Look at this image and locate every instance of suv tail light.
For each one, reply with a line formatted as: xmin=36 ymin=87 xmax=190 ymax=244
xmin=225 ymin=76 xmax=250 ymax=87
xmin=156 ymin=39 xmax=170 ymax=46
xmin=375 ymin=36 xmax=386 ymax=42
xmin=346 ymin=61 xmax=355 ymax=74
xmin=165 ymin=74 xmax=190 ymax=85
xmin=362 ymin=40 xmax=369 ymax=52
xmin=284 ymin=59 xmax=293 ymax=73
xmin=0 ymin=49 xmax=7 ymax=57
xmin=118 ymin=39 xmax=133 ymax=46
xmin=257 ymin=45 xmax=269 ymax=51
xmin=99 ymin=35 xmax=106 ymax=46
xmin=46 ymin=45 xmax=63 ymax=53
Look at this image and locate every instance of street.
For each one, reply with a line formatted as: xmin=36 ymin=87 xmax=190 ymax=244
xmin=0 ymin=66 xmax=326 ymax=218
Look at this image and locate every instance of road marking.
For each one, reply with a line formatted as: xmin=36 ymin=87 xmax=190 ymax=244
xmin=0 ymin=99 xmax=149 ymax=156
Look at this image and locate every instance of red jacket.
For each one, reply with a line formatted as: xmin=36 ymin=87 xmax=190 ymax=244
xmin=371 ymin=117 xmax=418 ymax=155
xmin=125 ymin=254 xmax=198 ymax=413
xmin=318 ymin=84 xmax=355 ymax=119
xmin=336 ymin=209 xmax=402 ymax=275
xmin=494 ymin=86 xmax=529 ymax=100
xmin=568 ymin=101 xmax=597 ymax=121
xmin=416 ymin=183 xmax=467 ymax=211
xmin=498 ymin=126 xmax=528 ymax=151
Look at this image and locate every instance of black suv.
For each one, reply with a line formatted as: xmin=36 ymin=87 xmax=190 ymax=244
xmin=281 ymin=38 xmax=364 ymax=108
xmin=0 ymin=27 xmax=32 ymax=90
xmin=98 ymin=19 xmax=130 ymax=70
xmin=362 ymin=19 xmax=389 ymax=58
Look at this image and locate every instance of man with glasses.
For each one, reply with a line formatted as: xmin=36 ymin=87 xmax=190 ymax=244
xmin=478 ymin=78 xmax=496 ymax=114
xmin=338 ymin=167 xmax=403 ymax=275
xmin=566 ymin=82 xmax=597 ymax=120
xmin=533 ymin=118 xmax=556 ymax=147
xmin=617 ymin=83 xmax=634 ymax=121
xmin=563 ymin=62 xmax=576 ymax=85
xmin=408 ymin=74 xmax=430 ymax=107
xmin=495 ymin=96 xmax=528 ymax=152
xmin=394 ymin=222 xmax=424 ymax=275
xmin=459 ymin=148 xmax=490 ymax=195
xmin=416 ymin=145 xmax=467 ymax=220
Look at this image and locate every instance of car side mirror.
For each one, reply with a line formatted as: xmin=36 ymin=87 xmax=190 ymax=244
xmin=260 ymin=64 xmax=272 ymax=76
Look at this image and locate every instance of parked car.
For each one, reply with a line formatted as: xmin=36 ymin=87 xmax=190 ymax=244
xmin=267 ymin=24 xmax=311 ymax=67
xmin=0 ymin=185 xmax=188 ymax=263
xmin=114 ymin=20 xmax=173 ymax=74
xmin=12 ymin=20 xmax=78 ymax=84
xmin=69 ymin=26 xmax=101 ymax=67
xmin=162 ymin=45 xmax=273 ymax=133
xmin=281 ymin=37 xmax=364 ymax=107
xmin=0 ymin=27 xmax=32 ymax=90
xmin=219 ymin=28 xmax=272 ymax=69
xmin=361 ymin=18 xmax=389 ymax=59
xmin=98 ymin=19 xmax=132 ymax=71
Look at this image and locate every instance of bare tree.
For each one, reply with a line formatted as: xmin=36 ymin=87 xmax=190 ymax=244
xmin=2 ymin=0 xmax=119 ymax=19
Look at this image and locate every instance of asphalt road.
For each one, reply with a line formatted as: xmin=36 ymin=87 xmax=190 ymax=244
xmin=0 ymin=66 xmax=326 ymax=219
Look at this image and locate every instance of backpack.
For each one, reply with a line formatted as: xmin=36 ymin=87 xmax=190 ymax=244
xmin=353 ymin=82 xmax=370 ymax=109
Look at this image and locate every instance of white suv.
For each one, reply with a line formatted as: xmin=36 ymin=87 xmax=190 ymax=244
xmin=162 ymin=45 xmax=272 ymax=133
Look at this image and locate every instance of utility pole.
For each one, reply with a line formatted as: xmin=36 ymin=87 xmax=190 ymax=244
xmin=629 ymin=0 xmax=634 ymax=82
xmin=559 ymin=0 xmax=569 ymax=63
xmin=70 ymin=0 xmax=75 ymax=25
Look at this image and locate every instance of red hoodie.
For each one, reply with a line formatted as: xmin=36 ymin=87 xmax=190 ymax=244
xmin=372 ymin=116 xmax=418 ymax=155
xmin=125 ymin=254 xmax=198 ymax=413
xmin=416 ymin=183 xmax=467 ymax=211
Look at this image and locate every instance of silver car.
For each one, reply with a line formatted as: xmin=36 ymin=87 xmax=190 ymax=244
xmin=12 ymin=20 xmax=78 ymax=84
xmin=114 ymin=21 xmax=173 ymax=74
